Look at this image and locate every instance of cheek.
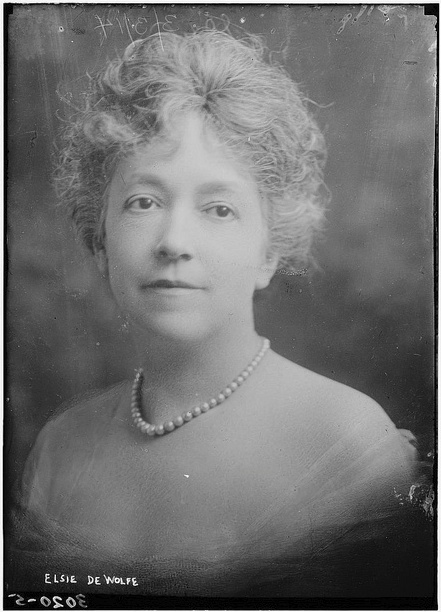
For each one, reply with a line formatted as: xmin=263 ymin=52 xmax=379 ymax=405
xmin=209 ymin=241 xmax=267 ymax=287
xmin=104 ymin=239 xmax=140 ymax=292
xmin=232 ymin=224 xmax=268 ymax=266
xmin=105 ymin=221 xmax=143 ymax=264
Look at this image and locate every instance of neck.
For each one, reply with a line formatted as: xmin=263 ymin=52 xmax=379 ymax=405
xmin=131 ymin=325 xmax=263 ymax=425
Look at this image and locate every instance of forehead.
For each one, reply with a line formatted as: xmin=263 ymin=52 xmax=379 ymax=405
xmin=111 ymin=114 xmax=258 ymax=196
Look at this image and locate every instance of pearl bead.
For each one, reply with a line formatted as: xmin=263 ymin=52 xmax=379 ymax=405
xmin=183 ymin=411 xmax=193 ymax=422
xmin=237 ymin=376 xmax=244 ymax=385
xmin=217 ymin=393 xmax=225 ymax=403
xmin=209 ymin=398 xmax=217 ymax=408
xmin=251 ymin=360 xmax=258 ymax=367
xmin=192 ymin=406 xmax=202 ymax=416
xmin=134 ymin=417 xmax=143 ymax=424
xmin=224 ymin=387 xmax=232 ymax=396
xmin=242 ymin=371 xmax=249 ymax=379
xmin=164 ymin=421 xmax=175 ymax=432
xmin=140 ymin=423 xmax=149 ymax=433
xmin=246 ymin=365 xmax=254 ymax=373
xmin=155 ymin=425 xmax=165 ymax=436
xmin=201 ymin=402 xmax=210 ymax=412
xmin=230 ymin=382 xmax=238 ymax=391
xmin=174 ymin=416 xmax=184 ymax=427
xmin=147 ymin=426 xmax=156 ymax=436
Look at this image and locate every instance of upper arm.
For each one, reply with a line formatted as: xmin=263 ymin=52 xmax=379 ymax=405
xmin=19 ymin=422 xmax=58 ymax=515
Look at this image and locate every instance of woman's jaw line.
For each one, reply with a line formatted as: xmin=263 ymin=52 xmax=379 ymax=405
xmin=129 ymin=314 xmax=261 ymax=366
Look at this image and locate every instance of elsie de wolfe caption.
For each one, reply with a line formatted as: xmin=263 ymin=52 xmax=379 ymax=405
xmin=44 ymin=573 xmax=139 ymax=587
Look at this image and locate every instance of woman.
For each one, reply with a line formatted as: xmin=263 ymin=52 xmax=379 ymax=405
xmin=9 ymin=29 xmax=430 ymax=600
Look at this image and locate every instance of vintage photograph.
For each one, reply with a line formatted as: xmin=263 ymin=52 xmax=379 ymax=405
xmin=5 ymin=4 xmax=436 ymax=609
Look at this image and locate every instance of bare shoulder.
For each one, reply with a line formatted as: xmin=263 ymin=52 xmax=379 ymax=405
xmin=266 ymin=350 xmax=387 ymax=416
xmin=261 ymin=349 xmax=402 ymax=444
xmin=257 ymin=349 xmax=416 ymax=477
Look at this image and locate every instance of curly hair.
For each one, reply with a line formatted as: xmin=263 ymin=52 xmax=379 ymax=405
xmin=55 ymin=29 xmax=328 ymax=271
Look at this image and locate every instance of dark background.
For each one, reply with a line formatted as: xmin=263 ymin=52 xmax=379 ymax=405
xmin=7 ymin=4 xmax=436 ymax=485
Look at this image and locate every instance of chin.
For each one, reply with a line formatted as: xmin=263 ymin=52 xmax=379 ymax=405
xmin=130 ymin=313 xmax=221 ymax=345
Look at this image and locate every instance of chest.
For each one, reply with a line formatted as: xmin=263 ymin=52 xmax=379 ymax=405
xmin=48 ymin=427 xmax=300 ymax=560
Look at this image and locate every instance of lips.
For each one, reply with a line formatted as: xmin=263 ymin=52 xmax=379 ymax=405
xmin=147 ymin=279 xmax=198 ymax=289
xmin=146 ymin=279 xmax=201 ymax=289
xmin=143 ymin=279 xmax=203 ymax=298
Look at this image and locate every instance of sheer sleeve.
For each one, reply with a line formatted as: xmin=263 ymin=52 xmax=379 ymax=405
xmin=234 ymin=428 xmax=434 ymax=598
xmin=5 ymin=393 xmax=434 ymax=599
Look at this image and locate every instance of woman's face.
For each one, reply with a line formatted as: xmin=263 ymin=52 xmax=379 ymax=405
xmin=99 ymin=113 xmax=276 ymax=343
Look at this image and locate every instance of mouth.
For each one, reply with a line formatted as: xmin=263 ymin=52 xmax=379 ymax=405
xmin=146 ymin=280 xmax=200 ymax=289
xmin=143 ymin=280 xmax=204 ymax=297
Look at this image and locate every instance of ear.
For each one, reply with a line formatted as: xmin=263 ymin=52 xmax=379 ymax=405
xmin=255 ymin=252 xmax=279 ymax=291
xmin=94 ymin=244 xmax=108 ymax=278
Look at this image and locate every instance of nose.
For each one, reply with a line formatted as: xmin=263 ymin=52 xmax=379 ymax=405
xmin=154 ymin=206 xmax=194 ymax=262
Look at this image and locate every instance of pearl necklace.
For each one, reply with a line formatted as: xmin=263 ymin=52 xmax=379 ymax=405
xmin=131 ymin=338 xmax=270 ymax=436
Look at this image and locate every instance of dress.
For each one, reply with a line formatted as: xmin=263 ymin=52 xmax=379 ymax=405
xmin=6 ymin=380 xmax=433 ymax=601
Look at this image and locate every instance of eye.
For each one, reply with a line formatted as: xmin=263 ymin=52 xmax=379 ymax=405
xmin=125 ymin=196 xmax=159 ymax=211
xmin=205 ymin=204 xmax=236 ymax=220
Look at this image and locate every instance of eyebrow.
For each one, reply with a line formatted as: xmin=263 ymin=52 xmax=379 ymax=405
xmin=124 ymin=174 xmax=245 ymax=197
xmin=125 ymin=174 xmax=166 ymax=191
xmin=196 ymin=181 xmax=243 ymax=197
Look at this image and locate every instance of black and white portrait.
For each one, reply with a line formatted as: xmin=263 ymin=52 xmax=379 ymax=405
xmin=5 ymin=4 xmax=436 ymax=609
